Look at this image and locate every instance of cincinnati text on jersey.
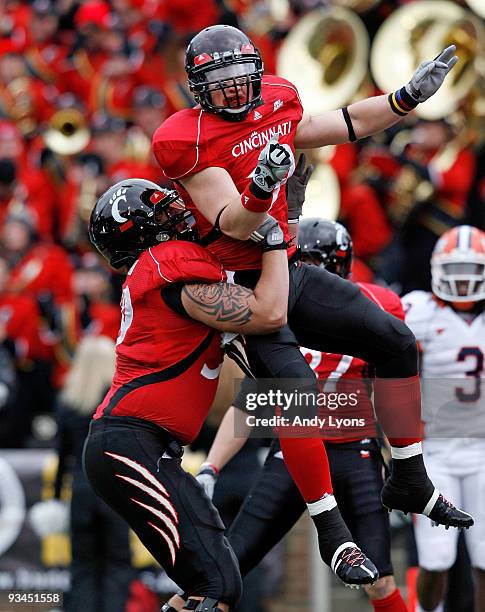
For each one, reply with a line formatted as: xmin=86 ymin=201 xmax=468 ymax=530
xmin=231 ymin=121 xmax=293 ymax=158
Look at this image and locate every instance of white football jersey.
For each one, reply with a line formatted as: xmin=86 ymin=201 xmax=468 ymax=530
xmin=402 ymin=290 xmax=485 ymax=437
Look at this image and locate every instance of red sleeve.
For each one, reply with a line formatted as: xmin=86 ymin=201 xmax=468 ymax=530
xmin=436 ymin=148 xmax=476 ymax=207
xmin=152 ymin=109 xmax=211 ymax=180
xmin=382 ymin=291 xmax=405 ymax=321
xmin=144 ymin=241 xmax=226 ymax=288
xmin=358 ymin=282 xmax=405 ymax=321
xmin=340 ymin=183 xmax=393 ymax=259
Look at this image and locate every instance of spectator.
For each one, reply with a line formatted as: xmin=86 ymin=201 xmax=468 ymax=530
xmin=1 ymin=213 xmax=77 ymax=386
xmin=0 ymin=253 xmax=48 ymax=446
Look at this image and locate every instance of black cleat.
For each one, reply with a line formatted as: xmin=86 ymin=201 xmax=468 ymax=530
xmin=330 ymin=542 xmax=379 ymax=587
xmin=426 ymin=492 xmax=474 ymax=529
xmin=381 ymin=479 xmax=474 ymax=530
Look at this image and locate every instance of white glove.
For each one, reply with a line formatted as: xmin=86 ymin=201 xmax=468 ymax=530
xmin=249 ymin=215 xmax=280 ymax=242
xmin=28 ymin=499 xmax=69 ymax=537
xmin=405 ymin=45 xmax=458 ymax=103
xmin=196 ymin=462 xmax=218 ymax=500
xmin=251 ymin=134 xmax=292 ymax=196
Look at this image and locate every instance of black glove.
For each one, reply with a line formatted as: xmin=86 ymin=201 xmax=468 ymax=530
xmin=250 ymin=134 xmax=292 ymax=198
xmin=286 ymin=153 xmax=314 ymax=223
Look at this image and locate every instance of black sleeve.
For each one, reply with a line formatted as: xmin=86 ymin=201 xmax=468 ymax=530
xmin=161 ymin=283 xmax=188 ymax=317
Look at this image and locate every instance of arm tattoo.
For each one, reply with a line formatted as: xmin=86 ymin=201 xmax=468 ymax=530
xmin=182 ymin=283 xmax=254 ymax=325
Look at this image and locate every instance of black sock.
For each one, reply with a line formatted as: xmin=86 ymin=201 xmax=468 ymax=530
xmin=390 ymin=454 xmax=431 ymax=487
xmin=312 ymin=506 xmax=353 ymax=566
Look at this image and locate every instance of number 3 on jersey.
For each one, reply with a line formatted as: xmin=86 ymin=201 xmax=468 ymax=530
xmin=116 ymin=286 xmax=133 ymax=346
xmin=456 ymin=346 xmax=484 ymax=402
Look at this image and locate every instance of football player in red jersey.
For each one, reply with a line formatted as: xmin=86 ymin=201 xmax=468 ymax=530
xmin=83 ymin=177 xmax=290 ymax=612
xmin=167 ymin=220 xmax=410 ymax=612
xmin=152 ymin=24 xmax=471 ymax=577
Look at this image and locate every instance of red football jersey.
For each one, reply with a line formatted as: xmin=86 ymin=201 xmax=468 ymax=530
xmin=95 ymin=241 xmax=227 ymax=444
xmin=152 ymin=75 xmax=303 ymax=270
xmin=301 ymin=282 xmax=405 ymax=442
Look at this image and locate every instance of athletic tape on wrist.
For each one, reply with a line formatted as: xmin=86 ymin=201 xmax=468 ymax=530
xmin=388 ymin=87 xmax=418 ymax=116
xmin=241 ymin=183 xmax=272 ymax=213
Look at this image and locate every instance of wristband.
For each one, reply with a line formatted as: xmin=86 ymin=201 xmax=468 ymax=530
xmin=341 ymin=106 xmax=357 ymax=142
xmin=241 ymin=183 xmax=272 ymax=213
xmin=200 ymin=462 xmax=220 ymax=475
xmin=388 ymin=87 xmax=418 ymax=116
xmin=262 ymin=241 xmax=289 ymax=252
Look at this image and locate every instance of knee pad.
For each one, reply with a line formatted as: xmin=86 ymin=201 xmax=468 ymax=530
xmin=185 ymin=598 xmax=224 ymax=611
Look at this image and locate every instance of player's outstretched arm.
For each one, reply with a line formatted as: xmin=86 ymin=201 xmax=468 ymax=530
xmin=295 ymin=45 xmax=458 ymax=149
xmin=196 ymin=404 xmax=252 ymax=499
xmin=181 ymin=246 xmax=289 ymax=334
xmin=181 ymin=135 xmax=292 ymax=241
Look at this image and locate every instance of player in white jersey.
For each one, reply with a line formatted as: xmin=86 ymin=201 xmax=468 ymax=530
xmin=402 ymin=225 xmax=485 ymax=612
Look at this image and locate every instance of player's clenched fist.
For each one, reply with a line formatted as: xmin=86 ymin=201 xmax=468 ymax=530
xmin=250 ymin=134 xmax=292 ymax=197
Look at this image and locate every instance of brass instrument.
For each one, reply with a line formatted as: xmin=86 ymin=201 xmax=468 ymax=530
xmin=241 ymin=0 xmax=291 ymax=36
xmin=43 ymin=108 xmax=90 ymax=156
xmin=300 ymin=161 xmax=340 ymax=222
xmin=464 ymin=0 xmax=485 ymax=20
xmin=370 ymin=0 xmax=485 ymax=120
xmin=331 ymin=0 xmax=382 ymax=14
xmin=277 ymin=6 xmax=369 ymax=115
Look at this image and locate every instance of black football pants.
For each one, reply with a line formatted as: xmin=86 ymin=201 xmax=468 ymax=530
xmin=237 ymin=261 xmax=417 ymax=383
xmin=83 ymin=416 xmax=242 ymax=607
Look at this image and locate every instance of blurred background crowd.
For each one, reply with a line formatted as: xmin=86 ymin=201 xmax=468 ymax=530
xmin=0 ymin=0 xmax=483 ymax=610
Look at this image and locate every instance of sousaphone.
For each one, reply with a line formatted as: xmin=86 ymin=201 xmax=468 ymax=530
xmin=370 ymin=0 xmax=485 ymax=120
xmin=277 ymin=6 xmax=369 ymax=115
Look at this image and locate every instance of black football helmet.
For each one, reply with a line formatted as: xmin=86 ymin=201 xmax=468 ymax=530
xmin=89 ymin=179 xmax=196 ymax=269
xmin=298 ymin=218 xmax=353 ymax=278
xmin=185 ymin=25 xmax=263 ymax=122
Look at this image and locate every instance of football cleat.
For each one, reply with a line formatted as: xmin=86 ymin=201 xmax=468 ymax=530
xmin=330 ymin=542 xmax=379 ymax=587
xmin=381 ymin=478 xmax=474 ymax=530
xmin=426 ymin=491 xmax=474 ymax=529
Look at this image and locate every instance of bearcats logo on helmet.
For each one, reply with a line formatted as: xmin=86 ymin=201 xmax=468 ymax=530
xmin=109 ymin=187 xmax=128 ymax=223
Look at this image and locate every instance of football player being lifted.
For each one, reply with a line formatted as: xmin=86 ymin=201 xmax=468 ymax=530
xmin=85 ymin=177 xmax=290 ymax=612
xmin=168 ymin=219 xmax=408 ymax=612
xmin=152 ymin=24 xmax=472 ymax=580
xmin=403 ymin=226 xmax=485 ymax=612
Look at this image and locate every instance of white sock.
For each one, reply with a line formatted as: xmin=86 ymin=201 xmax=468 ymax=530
xmin=307 ymin=493 xmax=337 ymax=516
xmin=416 ymin=602 xmax=443 ymax=612
xmin=391 ymin=442 xmax=422 ymax=459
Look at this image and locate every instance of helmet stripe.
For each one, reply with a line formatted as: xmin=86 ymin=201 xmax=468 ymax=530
xmin=471 ymin=228 xmax=485 ymax=254
xmin=458 ymin=225 xmax=471 ymax=252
